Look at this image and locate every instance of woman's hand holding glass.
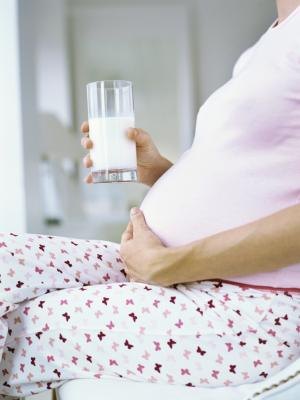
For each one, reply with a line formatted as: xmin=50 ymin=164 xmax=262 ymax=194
xmin=80 ymin=121 xmax=173 ymax=187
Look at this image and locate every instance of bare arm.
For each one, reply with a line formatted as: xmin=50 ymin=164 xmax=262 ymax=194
xmin=159 ymin=203 xmax=300 ymax=285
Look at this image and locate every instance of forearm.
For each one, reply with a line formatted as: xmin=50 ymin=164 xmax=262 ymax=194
xmin=169 ymin=203 xmax=300 ymax=284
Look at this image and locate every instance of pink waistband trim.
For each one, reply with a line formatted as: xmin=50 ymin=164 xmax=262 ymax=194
xmin=201 ymin=278 xmax=300 ymax=294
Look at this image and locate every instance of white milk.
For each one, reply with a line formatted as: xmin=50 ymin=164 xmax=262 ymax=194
xmin=89 ymin=116 xmax=137 ymax=171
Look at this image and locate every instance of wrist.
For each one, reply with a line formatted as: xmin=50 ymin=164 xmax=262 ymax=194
xmin=148 ymin=156 xmax=173 ymax=187
xmin=159 ymin=155 xmax=173 ymax=172
xmin=152 ymin=242 xmax=199 ymax=286
xmin=170 ymin=240 xmax=209 ymax=284
xmin=171 ymin=243 xmax=198 ymax=284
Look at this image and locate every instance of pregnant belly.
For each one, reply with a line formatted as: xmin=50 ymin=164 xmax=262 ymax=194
xmin=139 ymin=147 xmax=290 ymax=247
xmin=139 ymin=148 xmax=211 ymax=247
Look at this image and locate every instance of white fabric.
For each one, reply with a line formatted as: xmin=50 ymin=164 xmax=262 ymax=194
xmin=56 ymin=357 xmax=300 ymax=400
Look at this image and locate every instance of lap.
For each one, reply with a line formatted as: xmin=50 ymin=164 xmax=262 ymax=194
xmin=2 ymin=280 xmax=299 ymax=392
xmin=1 ymin=232 xmax=299 ymax=393
xmin=0 ymin=232 xmax=125 ymax=308
xmin=5 ymin=279 xmax=300 ymax=361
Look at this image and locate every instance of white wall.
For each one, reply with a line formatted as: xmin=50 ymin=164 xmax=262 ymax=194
xmin=18 ymin=0 xmax=44 ymax=233
xmin=33 ymin=0 xmax=83 ymax=230
xmin=196 ymin=0 xmax=276 ymax=103
xmin=35 ymin=0 xmax=72 ymax=128
xmin=0 ymin=0 xmax=27 ymax=232
xmin=68 ymin=0 xmax=277 ymax=108
xmin=69 ymin=3 xmax=194 ymax=160
xmin=0 ymin=0 xmax=73 ymax=233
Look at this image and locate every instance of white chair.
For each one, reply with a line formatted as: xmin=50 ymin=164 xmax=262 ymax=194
xmin=56 ymin=358 xmax=300 ymax=400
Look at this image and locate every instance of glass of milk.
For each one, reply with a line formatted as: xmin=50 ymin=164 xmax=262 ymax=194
xmin=86 ymin=80 xmax=137 ymax=183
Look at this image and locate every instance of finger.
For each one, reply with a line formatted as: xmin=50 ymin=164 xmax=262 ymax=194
xmin=126 ymin=269 xmax=139 ymax=282
xmin=125 ymin=221 xmax=133 ymax=237
xmin=124 ymin=267 xmax=132 ymax=280
xmin=121 ymin=231 xmax=131 ymax=243
xmin=130 ymin=208 xmax=148 ymax=232
xmin=130 ymin=276 xmax=147 ymax=283
xmin=81 ymin=137 xmax=93 ymax=149
xmin=126 ymin=128 xmax=150 ymax=147
xmin=83 ymin=154 xmax=93 ymax=168
xmin=81 ymin=121 xmax=89 ymax=134
xmin=121 ymin=222 xmax=133 ymax=243
xmin=84 ymin=174 xmax=93 ymax=184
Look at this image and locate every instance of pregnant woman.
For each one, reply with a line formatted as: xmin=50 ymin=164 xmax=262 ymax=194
xmin=1 ymin=0 xmax=300 ymax=397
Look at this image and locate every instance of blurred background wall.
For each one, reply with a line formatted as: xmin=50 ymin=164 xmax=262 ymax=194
xmin=0 ymin=0 xmax=276 ymax=246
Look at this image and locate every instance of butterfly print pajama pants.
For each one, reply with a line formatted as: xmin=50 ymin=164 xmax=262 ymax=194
xmin=0 ymin=232 xmax=299 ymax=398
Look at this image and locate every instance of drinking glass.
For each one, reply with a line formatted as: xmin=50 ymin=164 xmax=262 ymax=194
xmin=86 ymin=80 xmax=137 ymax=183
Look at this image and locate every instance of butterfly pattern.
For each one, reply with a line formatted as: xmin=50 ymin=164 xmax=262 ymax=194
xmin=0 ymin=232 xmax=299 ymax=398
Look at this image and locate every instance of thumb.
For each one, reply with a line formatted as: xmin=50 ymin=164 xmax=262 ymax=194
xmin=127 ymin=128 xmax=150 ymax=148
xmin=130 ymin=207 xmax=148 ymax=232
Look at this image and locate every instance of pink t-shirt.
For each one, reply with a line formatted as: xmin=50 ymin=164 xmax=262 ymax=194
xmin=140 ymin=7 xmax=300 ymax=289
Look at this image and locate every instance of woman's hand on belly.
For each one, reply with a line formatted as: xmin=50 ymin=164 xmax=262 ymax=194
xmin=80 ymin=121 xmax=173 ymax=187
xmin=120 ymin=207 xmax=181 ymax=286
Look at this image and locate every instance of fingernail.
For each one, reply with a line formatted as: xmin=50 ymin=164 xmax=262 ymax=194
xmin=130 ymin=207 xmax=139 ymax=216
